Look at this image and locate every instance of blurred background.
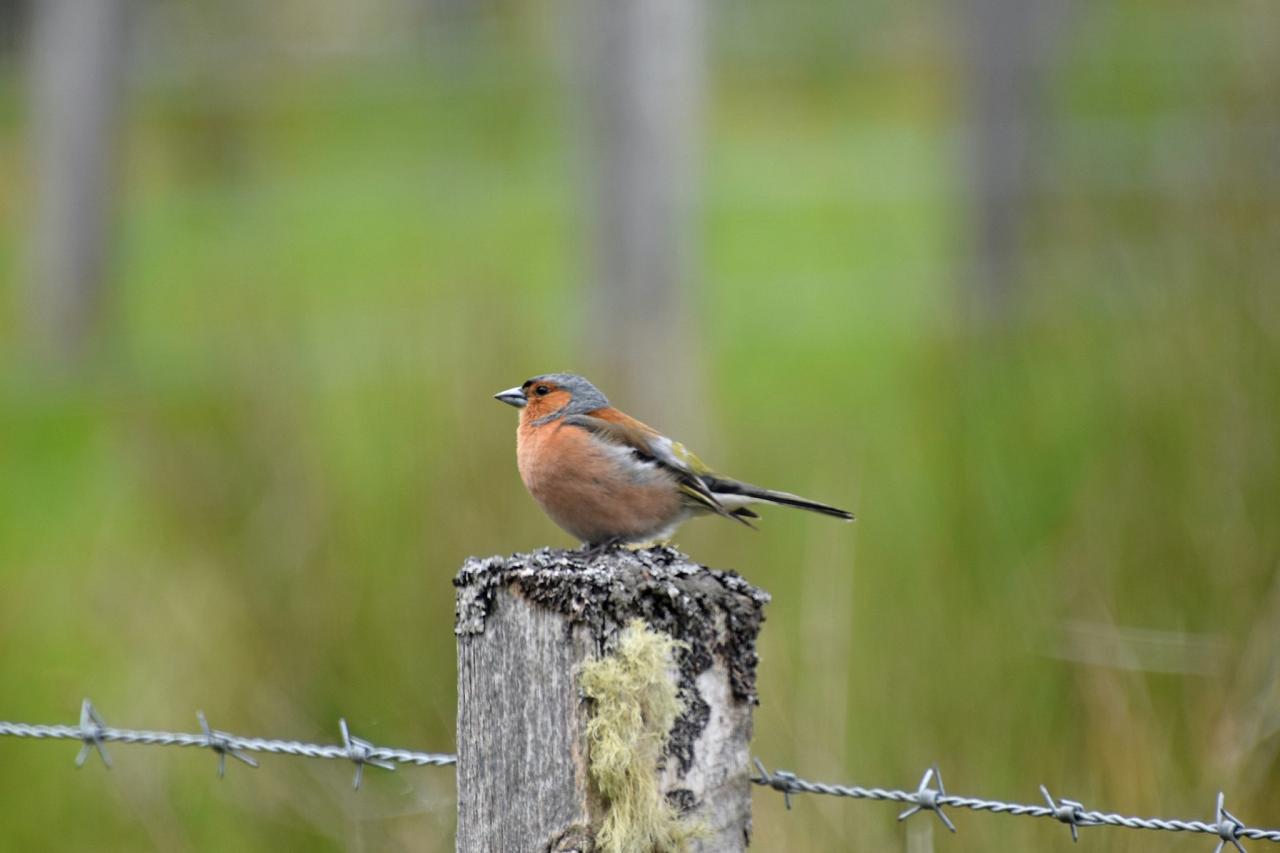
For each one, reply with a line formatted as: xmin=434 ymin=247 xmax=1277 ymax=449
xmin=1 ymin=0 xmax=1278 ymax=850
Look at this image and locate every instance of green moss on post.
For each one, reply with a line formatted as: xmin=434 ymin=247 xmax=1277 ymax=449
xmin=581 ymin=620 xmax=703 ymax=852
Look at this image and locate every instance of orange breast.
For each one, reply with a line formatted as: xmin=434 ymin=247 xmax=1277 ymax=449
xmin=516 ymin=420 xmax=684 ymax=543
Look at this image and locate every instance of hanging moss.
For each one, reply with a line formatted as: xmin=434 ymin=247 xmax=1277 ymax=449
xmin=580 ymin=619 xmax=705 ymax=853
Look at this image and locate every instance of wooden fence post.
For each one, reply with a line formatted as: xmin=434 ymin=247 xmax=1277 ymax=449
xmin=455 ymin=547 xmax=768 ymax=852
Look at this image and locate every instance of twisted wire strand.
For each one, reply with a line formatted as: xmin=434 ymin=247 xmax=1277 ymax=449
xmin=6 ymin=712 xmax=1280 ymax=845
xmin=0 ymin=720 xmax=456 ymax=767
xmin=751 ymin=762 xmax=1280 ymax=847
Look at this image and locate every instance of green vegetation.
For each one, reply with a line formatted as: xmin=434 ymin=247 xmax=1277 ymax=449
xmin=1 ymin=4 xmax=1277 ymax=850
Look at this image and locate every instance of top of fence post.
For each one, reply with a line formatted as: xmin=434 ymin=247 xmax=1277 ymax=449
xmin=454 ymin=545 xmax=769 ymax=852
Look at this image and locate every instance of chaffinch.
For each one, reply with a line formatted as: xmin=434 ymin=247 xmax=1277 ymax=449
xmin=494 ymin=373 xmax=853 ymax=547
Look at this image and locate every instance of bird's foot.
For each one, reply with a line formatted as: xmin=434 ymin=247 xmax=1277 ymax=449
xmin=579 ymin=535 xmax=675 ymax=559
xmin=579 ymin=538 xmax=624 ymax=559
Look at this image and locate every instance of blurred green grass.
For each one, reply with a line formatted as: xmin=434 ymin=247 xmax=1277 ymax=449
xmin=2 ymin=4 xmax=1279 ymax=850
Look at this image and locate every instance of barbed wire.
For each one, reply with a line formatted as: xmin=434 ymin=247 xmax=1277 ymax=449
xmin=0 ymin=699 xmax=455 ymax=789
xmin=2 ymin=701 xmax=1277 ymax=850
xmin=750 ymin=760 xmax=1274 ymax=852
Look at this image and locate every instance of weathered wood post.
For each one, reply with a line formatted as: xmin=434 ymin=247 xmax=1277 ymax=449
xmin=455 ymin=547 xmax=768 ymax=852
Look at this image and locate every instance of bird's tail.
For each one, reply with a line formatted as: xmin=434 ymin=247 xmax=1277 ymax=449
xmin=705 ymin=477 xmax=854 ymax=521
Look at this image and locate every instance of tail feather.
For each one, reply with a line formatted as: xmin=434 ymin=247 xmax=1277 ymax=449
xmin=706 ymin=477 xmax=854 ymax=521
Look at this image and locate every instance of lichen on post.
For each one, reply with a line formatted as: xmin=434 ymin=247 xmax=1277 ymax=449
xmin=454 ymin=546 xmax=769 ymax=853
xmin=580 ymin=619 xmax=700 ymax=851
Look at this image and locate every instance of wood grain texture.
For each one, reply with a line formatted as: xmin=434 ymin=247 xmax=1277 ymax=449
xmin=455 ymin=547 xmax=769 ymax=852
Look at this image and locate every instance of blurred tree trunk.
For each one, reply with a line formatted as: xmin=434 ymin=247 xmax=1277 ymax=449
xmin=961 ymin=0 xmax=1067 ymax=327
xmin=26 ymin=0 xmax=129 ymax=364
xmin=577 ymin=0 xmax=708 ymax=438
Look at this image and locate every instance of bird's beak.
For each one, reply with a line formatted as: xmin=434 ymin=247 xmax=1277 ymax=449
xmin=493 ymin=387 xmax=527 ymax=409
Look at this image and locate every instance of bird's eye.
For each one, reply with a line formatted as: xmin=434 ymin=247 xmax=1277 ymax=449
xmin=535 ymin=385 xmax=551 ymax=396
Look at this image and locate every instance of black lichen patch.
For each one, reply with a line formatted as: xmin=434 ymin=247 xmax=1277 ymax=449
xmin=667 ymin=688 xmax=709 ymax=775
xmin=454 ymin=546 xmax=770 ymax=774
xmin=665 ymin=788 xmax=699 ymax=816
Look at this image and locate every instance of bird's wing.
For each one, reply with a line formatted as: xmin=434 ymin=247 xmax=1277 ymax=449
xmin=563 ymin=412 xmax=754 ymax=527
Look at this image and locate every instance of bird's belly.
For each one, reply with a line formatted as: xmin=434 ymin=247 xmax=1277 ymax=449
xmin=517 ymin=424 xmax=684 ymax=543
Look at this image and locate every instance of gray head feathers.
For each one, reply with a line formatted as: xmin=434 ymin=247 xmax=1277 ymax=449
xmin=526 ymin=373 xmax=610 ymax=418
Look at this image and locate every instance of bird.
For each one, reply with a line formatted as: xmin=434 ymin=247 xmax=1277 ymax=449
xmin=494 ymin=373 xmax=853 ymax=548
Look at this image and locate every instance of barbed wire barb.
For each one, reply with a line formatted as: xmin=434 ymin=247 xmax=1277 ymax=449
xmin=197 ymin=712 xmax=258 ymax=778
xmin=1040 ymin=783 xmax=1092 ymax=842
xmin=75 ymin=699 xmax=110 ymax=769
xmin=898 ymin=765 xmax=955 ymax=833
xmin=1213 ymin=791 xmax=1247 ymax=853
xmin=339 ymin=719 xmax=396 ymax=790
xmin=752 ymin=758 xmax=797 ymax=810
